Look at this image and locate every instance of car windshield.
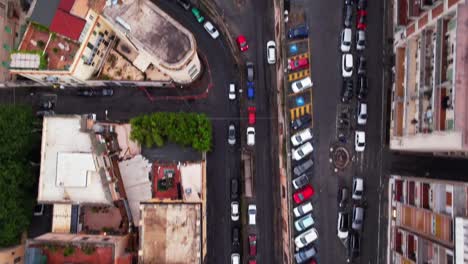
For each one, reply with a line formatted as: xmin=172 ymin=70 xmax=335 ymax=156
xmin=240 ymin=41 xmax=247 ymax=47
xmin=298 ymin=149 xmax=304 ymax=156
xmin=296 ymin=82 xmax=303 ymax=89
xmin=229 ymin=129 xmax=234 ymax=137
xmin=298 ymin=193 xmax=304 ymax=200
xmin=294 ymin=135 xmax=302 ymax=142
xmin=361 ymin=114 xmax=367 ymax=119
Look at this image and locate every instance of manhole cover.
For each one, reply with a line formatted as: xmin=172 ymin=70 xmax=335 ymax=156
xmin=331 ymin=146 xmax=350 ymax=170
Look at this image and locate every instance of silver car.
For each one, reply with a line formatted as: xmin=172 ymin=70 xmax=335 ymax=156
xmin=246 ymin=62 xmax=254 ymax=82
xmin=294 ymin=213 xmax=314 ymax=232
xmin=228 ymin=123 xmax=236 ymax=145
xmin=294 ymin=246 xmax=317 ymax=263
xmin=352 ymin=205 xmax=364 ymax=231
xmin=293 ymin=159 xmax=314 ymax=176
xmin=292 ymin=174 xmax=309 ymax=190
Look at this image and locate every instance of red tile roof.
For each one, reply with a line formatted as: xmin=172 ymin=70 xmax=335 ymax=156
xmin=50 ymin=9 xmax=85 ymax=41
xmin=58 ymin=0 xmax=75 ymax=12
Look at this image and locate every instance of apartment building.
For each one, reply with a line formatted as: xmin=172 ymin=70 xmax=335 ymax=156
xmin=9 ymin=0 xmax=201 ymax=87
xmin=388 ymin=175 xmax=468 ymax=263
xmin=389 ymin=0 xmax=468 ymax=155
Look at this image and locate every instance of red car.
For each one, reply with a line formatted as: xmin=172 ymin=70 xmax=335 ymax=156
xmin=249 ymin=234 xmax=257 ymax=256
xmin=357 ymin=10 xmax=367 ymax=30
xmin=293 ymin=185 xmax=314 ymax=204
xmin=248 ymin=260 xmax=257 ymax=264
xmin=236 ymin=35 xmax=249 ymax=52
xmin=248 ymin=106 xmax=256 ymax=125
xmin=288 ymin=57 xmax=309 ymax=71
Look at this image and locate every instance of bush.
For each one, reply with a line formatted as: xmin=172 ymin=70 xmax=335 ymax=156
xmin=63 ymin=245 xmax=75 ymax=257
xmin=82 ymin=244 xmax=96 ymax=255
xmin=130 ymin=112 xmax=212 ymax=152
xmin=37 ymin=40 xmax=45 ymax=49
xmin=52 ymin=47 xmax=59 ymax=54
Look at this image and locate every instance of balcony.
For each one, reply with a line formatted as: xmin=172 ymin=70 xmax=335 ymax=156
xmin=404 ymin=38 xmax=419 ymax=136
xmin=392 ymin=47 xmax=407 ymax=138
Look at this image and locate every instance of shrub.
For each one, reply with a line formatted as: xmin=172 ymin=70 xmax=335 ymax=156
xmin=52 ymin=47 xmax=59 ymax=54
xmin=82 ymin=244 xmax=96 ymax=255
xmin=63 ymin=245 xmax=75 ymax=257
xmin=37 ymin=40 xmax=45 ymax=49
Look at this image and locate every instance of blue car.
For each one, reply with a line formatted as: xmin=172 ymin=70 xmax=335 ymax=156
xmin=288 ymin=24 xmax=309 ymax=39
xmin=247 ymin=82 xmax=255 ymax=99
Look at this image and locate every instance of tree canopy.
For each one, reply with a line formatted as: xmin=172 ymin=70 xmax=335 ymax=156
xmin=0 ymin=105 xmax=36 ymax=247
xmin=130 ymin=112 xmax=212 ymax=152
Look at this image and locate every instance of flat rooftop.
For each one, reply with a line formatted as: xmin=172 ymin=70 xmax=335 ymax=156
xmin=103 ymin=0 xmax=193 ymax=65
xmin=38 ymin=116 xmax=110 ymax=204
xmin=139 ymin=203 xmax=201 ymax=264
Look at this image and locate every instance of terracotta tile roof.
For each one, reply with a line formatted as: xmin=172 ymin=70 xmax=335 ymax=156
xmin=49 ymin=9 xmax=86 ymax=41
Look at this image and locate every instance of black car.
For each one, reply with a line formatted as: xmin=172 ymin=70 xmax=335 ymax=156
xmin=357 ymin=56 xmax=366 ymax=75
xmin=77 ymin=88 xmax=114 ymax=97
xmin=36 ymin=110 xmax=55 ymax=117
xmin=288 ymin=24 xmax=309 ymax=39
xmin=338 ymin=187 xmax=349 ymax=208
xmin=291 ymin=114 xmax=312 ymax=130
xmin=344 ymin=5 xmax=353 ymax=27
xmin=357 ymin=0 xmax=367 ymax=10
xmin=357 ymin=76 xmax=368 ymax=100
xmin=347 ymin=232 xmax=360 ymax=261
xmin=231 ymin=178 xmax=239 ymax=200
xmin=246 ymin=62 xmax=255 ymax=82
xmin=39 ymin=100 xmax=54 ymax=110
xmin=341 ymin=79 xmax=353 ymax=103
xmin=176 ymin=0 xmax=190 ymax=10
xmin=232 ymin=227 xmax=240 ymax=246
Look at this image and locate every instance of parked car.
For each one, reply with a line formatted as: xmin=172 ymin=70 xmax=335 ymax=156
xmin=357 ymin=56 xmax=366 ymax=75
xmin=294 ymin=228 xmax=318 ymax=249
xmin=291 ymin=128 xmax=313 ymax=146
xmin=248 ymin=260 xmax=257 ymax=264
xmin=203 ymin=21 xmax=219 ymax=39
xmin=288 ymin=57 xmax=309 ymax=71
xmin=293 ymin=159 xmax=314 ymax=176
xmin=288 ymin=24 xmax=309 ymax=39
xmin=236 ymin=35 xmax=249 ymax=52
xmin=338 ymin=187 xmax=349 ymax=208
xmin=232 ymin=227 xmax=240 ymax=246
xmin=249 ymin=234 xmax=257 ymax=256
xmin=291 ymin=115 xmax=312 ymax=130
xmin=231 ymin=178 xmax=239 ymax=199
xmin=247 ymin=127 xmax=255 ymax=146
xmin=228 ymin=83 xmax=236 ymax=100
xmin=352 ymin=205 xmax=365 ymax=231
xmin=292 ymin=142 xmax=314 ymax=161
xmin=231 ymin=201 xmax=239 ymax=221
xmin=358 ymin=0 xmax=367 ymax=10
xmin=340 ymin=28 xmax=352 ymax=52
xmin=246 ymin=62 xmax=254 ymax=81
xmin=231 ymin=253 xmax=240 ymax=264
xmin=248 ymin=106 xmax=256 ymax=125
xmin=266 ymin=40 xmax=276 ymax=64
xmin=294 ymin=213 xmax=315 ymax=232
xmin=342 ymin=53 xmax=353 ymax=78
xmin=176 ymin=0 xmax=190 ymax=10
xmin=355 ymin=131 xmax=366 ymax=152
xmin=293 ymin=202 xmax=313 ymax=218
xmin=337 ymin=211 xmax=349 ymax=239
xmin=228 ymin=123 xmax=236 ymax=145
xmin=356 ymin=30 xmax=366 ymax=51
xmin=352 ymin=177 xmax=364 ymax=200
xmin=292 ymin=174 xmax=309 ymax=190
xmin=357 ymin=9 xmax=367 ymax=30
xmin=293 ymin=185 xmax=315 ymax=204
xmin=348 ymin=232 xmax=361 ymax=260
xmin=36 ymin=110 xmax=55 ymax=117
xmin=291 ymin=77 xmax=313 ymax=93
xmin=357 ymin=75 xmax=368 ymax=100
xmin=247 ymin=82 xmax=255 ymax=99
xmin=248 ymin=204 xmax=257 ymax=225
xmin=191 ymin=7 xmax=204 ymax=23
xmin=294 ymin=246 xmax=317 ymax=264
xmin=77 ymin=88 xmax=114 ymax=97
xmin=357 ymin=102 xmax=367 ymax=125
xmin=341 ymin=79 xmax=353 ymax=103
xmin=344 ymin=4 xmax=353 ymax=27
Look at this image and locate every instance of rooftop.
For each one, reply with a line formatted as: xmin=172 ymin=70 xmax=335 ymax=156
xmin=152 ymin=163 xmax=181 ymax=200
xmin=103 ymin=0 xmax=193 ymax=65
xmin=139 ymin=203 xmax=202 ymax=264
xmin=38 ymin=116 xmax=111 ymax=204
xmin=30 ymin=0 xmax=61 ymax=27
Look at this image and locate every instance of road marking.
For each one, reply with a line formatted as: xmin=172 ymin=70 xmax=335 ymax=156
xmin=288 ymin=52 xmax=309 ymax=61
xmin=288 ymin=69 xmax=310 ymax=82
xmin=290 ymin=104 xmax=311 ymax=120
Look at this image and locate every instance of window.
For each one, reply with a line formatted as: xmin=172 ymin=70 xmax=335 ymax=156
xmin=446 ymin=192 xmax=452 ymax=206
xmin=14 ymin=257 xmax=21 ymax=263
xmin=89 ymin=14 xmax=94 ymax=20
xmin=104 ymin=30 xmax=108 ymax=35
xmin=97 ymin=22 xmax=101 ymax=28
xmin=93 ymin=31 xmax=97 ymax=36
xmin=87 ymin=42 xmax=94 ymax=50
xmin=281 ymin=185 xmax=285 ymax=198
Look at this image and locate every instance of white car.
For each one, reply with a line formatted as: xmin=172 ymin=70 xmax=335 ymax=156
xmin=267 ymin=40 xmax=276 ymax=64
xmin=228 ymin=83 xmax=236 ymax=100
xmin=293 ymin=202 xmax=313 ymax=218
xmin=356 ymin=30 xmax=366 ymax=51
xmin=355 ymin=131 xmax=366 ymax=152
xmin=342 ymin=53 xmax=353 ymax=78
xmin=203 ymin=21 xmax=219 ymax=39
xmin=231 ymin=253 xmax=240 ymax=264
xmin=291 ymin=77 xmax=313 ymax=93
xmin=337 ymin=211 xmax=349 ymax=239
xmin=352 ymin=177 xmax=364 ymax=200
xmin=247 ymin=127 xmax=255 ymax=146
xmin=340 ymin=28 xmax=352 ymax=52
xmin=231 ymin=201 xmax=239 ymax=221
xmin=248 ymin=204 xmax=256 ymax=225
xmin=357 ymin=102 xmax=367 ymax=125
xmin=294 ymin=227 xmax=318 ymax=249
xmin=292 ymin=142 xmax=313 ymax=161
xmin=291 ymin=128 xmax=313 ymax=146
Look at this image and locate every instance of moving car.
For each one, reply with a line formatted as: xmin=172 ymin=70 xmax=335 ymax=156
xmin=231 ymin=201 xmax=239 ymax=221
xmin=291 ymin=115 xmax=312 ymax=130
xmin=203 ymin=21 xmax=219 ymax=39
xmin=352 ymin=205 xmax=364 ymax=231
xmin=358 ymin=0 xmax=367 ymax=10
xmin=342 ymin=53 xmax=353 ymax=78
xmin=77 ymin=88 xmax=114 ymax=97
xmin=293 ymin=185 xmax=314 ymax=204
xmin=292 ymin=174 xmax=309 ymax=190
xmin=341 ymin=79 xmax=353 ymax=103
xmin=294 ymin=228 xmax=318 ymax=249
xmin=294 ymin=213 xmax=315 ymax=232
xmin=293 ymin=159 xmax=314 ymax=176
xmin=228 ymin=83 xmax=236 ymax=100
xmin=357 ymin=75 xmax=368 ymax=100
xmin=176 ymin=0 xmax=190 ymax=10
xmin=291 ymin=128 xmax=313 ymax=146
xmin=338 ymin=187 xmax=349 ymax=208
xmin=236 ymin=35 xmax=249 ymax=52
xmin=357 ymin=56 xmax=366 ymax=75
xmin=232 ymin=227 xmax=240 ymax=246
xmin=248 ymin=204 xmax=257 ymax=225
xmin=231 ymin=178 xmax=239 ymax=199
xmin=246 ymin=62 xmax=254 ymax=81
xmin=357 ymin=102 xmax=368 ymax=125
xmin=247 ymin=82 xmax=255 ymax=99
xmin=247 ymin=127 xmax=255 ymax=146
xmin=357 ymin=10 xmax=367 ymax=30
xmin=191 ymin=7 xmax=204 ymax=23
xmin=288 ymin=24 xmax=309 ymax=39
xmin=228 ymin=123 xmax=236 ymax=146
xmin=293 ymin=202 xmax=313 ymax=218
xmin=294 ymin=246 xmax=317 ymax=264
xmin=231 ymin=253 xmax=240 ymax=264
xmin=267 ymin=41 xmax=276 ymax=64
xmin=288 ymin=57 xmax=309 ymax=71
xmin=292 ymin=142 xmax=313 ymax=161
xmin=337 ymin=211 xmax=349 ymax=239
xmin=352 ymin=177 xmax=364 ymax=200
xmin=291 ymin=77 xmax=313 ymax=93
xmin=249 ymin=234 xmax=257 ymax=256
xmin=348 ymin=232 xmax=361 ymax=260
xmin=344 ymin=4 xmax=353 ymax=27
xmin=340 ymin=28 xmax=352 ymax=52
xmin=36 ymin=110 xmax=55 ymax=117
xmin=248 ymin=106 xmax=256 ymax=125
xmin=356 ymin=30 xmax=366 ymax=51
xmin=355 ymin=131 xmax=366 ymax=152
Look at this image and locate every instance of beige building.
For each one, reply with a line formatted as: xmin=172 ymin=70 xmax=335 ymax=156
xmin=390 ymin=0 xmax=468 ymax=155
xmin=9 ymin=0 xmax=201 ymax=87
xmin=0 ymin=243 xmax=25 ymax=264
